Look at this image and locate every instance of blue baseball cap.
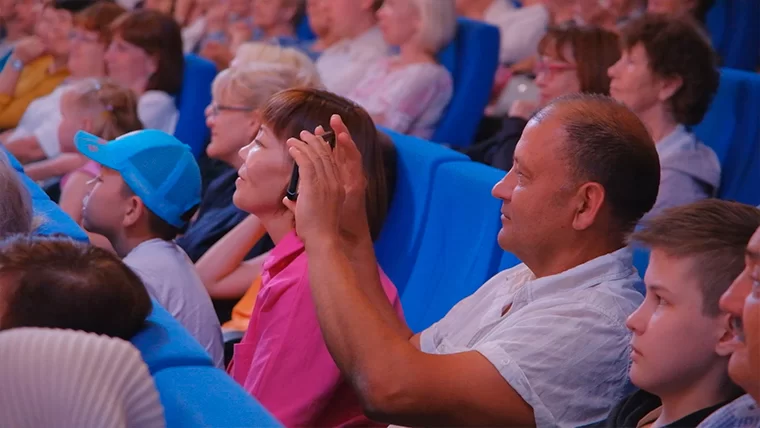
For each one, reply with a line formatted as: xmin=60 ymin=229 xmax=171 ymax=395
xmin=75 ymin=129 xmax=201 ymax=228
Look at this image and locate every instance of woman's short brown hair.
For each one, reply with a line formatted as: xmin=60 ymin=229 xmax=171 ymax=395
xmin=74 ymin=1 xmax=126 ymax=44
xmin=0 ymin=235 xmax=152 ymax=340
xmin=619 ymin=14 xmax=719 ymax=126
xmin=538 ymin=24 xmax=621 ymax=96
xmin=111 ymin=9 xmax=184 ymax=94
xmin=261 ymin=88 xmax=396 ymax=241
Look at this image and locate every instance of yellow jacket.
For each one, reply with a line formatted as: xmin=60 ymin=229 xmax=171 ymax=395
xmin=0 ymin=55 xmax=69 ymax=129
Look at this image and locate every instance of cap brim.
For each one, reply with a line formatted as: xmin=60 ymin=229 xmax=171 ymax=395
xmin=74 ymin=131 xmax=119 ymax=170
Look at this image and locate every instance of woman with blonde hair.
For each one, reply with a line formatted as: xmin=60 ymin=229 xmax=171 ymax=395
xmin=186 ymin=60 xmax=321 ymax=292
xmin=231 ymin=41 xmax=320 ymax=85
xmin=347 ymin=0 xmax=457 ymax=139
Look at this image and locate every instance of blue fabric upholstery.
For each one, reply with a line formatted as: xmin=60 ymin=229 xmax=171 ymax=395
xmin=296 ymin=14 xmax=315 ymax=40
xmin=400 ymin=160 xmax=505 ymax=332
xmin=2 ymin=148 xmax=88 ymax=241
xmin=173 ymin=55 xmax=217 ymax=159
xmin=693 ymin=68 xmax=760 ymax=206
xmin=433 ymin=18 xmax=500 ymax=148
xmin=130 ymin=301 xmax=214 ymax=374
xmin=705 ymin=0 xmax=760 ymax=71
xmin=154 ymin=367 xmax=281 ymax=428
xmin=0 ymin=50 xmax=10 ymax=70
xmin=374 ymin=129 xmax=467 ymax=294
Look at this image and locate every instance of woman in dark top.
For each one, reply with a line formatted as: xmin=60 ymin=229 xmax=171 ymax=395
xmin=464 ymin=25 xmax=621 ymax=171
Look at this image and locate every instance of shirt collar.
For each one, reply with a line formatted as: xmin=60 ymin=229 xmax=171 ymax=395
xmin=262 ymin=230 xmax=304 ymax=274
xmin=655 ymin=124 xmax=688 ymax=159
xmin=514 ymin=247 xmax=635 ymax=302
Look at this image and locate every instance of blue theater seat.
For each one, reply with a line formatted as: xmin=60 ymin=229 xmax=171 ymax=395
xmin=693 ymin=68 xmax=760 ymax=206
xmin=705 ymin=0 xmax=760 ymax=71
xmin=399 ymin=160 xmax=505 ymax=332
xmin=434 ymin=18 xmax=500 ymax=148
xmin=374 ymin=129 xmax=467 ymax=293
xmin=174 ymin=54 xmax=217 ymax=159
xmin=131 ymin=302 xmax=281 ymax=427
xmin=2 ymin=149 xmax=88 ymax=241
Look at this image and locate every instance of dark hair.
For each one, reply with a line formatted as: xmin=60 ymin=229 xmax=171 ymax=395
xmin=629 ymin=200 xmax=760 ymax=316
xmin=537 ymin=93 xmax=660 ymax=233
xmin=120 ymin=184 xmax=197 ymax=241
xmin=111 ymin=9 xmax=185 ymax=94
xmin=261 ymin=88 xmax=395 ymax=241
xmin=371 ymin=0 xmax=384 ymax=12
xmin=538 ymin=25 xmax=620 ymax=95
xmin=52 ymin=0 xmax=97 ymax=13
xmin=619 ymin=14 xmax=719 ymax=126
xmin=693 ymin=0 xmax=715 ymax=23
xmin=0 ymin=235 xmax=152 ymax=340
xmin=74 ymin=1 xmax=127 ymax=44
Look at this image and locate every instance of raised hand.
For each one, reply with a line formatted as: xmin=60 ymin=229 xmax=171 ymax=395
xmin=12 ymin=37 xmax=46 ymax=65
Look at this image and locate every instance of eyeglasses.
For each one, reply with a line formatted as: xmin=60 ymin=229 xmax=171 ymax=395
xmin=533 ymin=57 xmax=577 ymax=77
xmin=69 ymin=30 xmax=100 ymax=44
xmin=207 ymin=103 xmax=255 ymax=117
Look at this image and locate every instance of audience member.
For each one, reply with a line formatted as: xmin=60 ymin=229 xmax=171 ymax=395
xmin=298 ymin=0 xmax=341 ymax=60
xmin=0 ymin=328 xmax=165 ymax=428
xmin=75 ymin=129 xmax=223 ymax=367
xmin=231 ymin=41 xmax=318 ymax=72
xmin=315 ymin=0 xmax=389 ymax=96
xmin=0 ymin=0 xmax=40 ymax=61
xmin=227 ymin=88 xmax=401 ymax=426
xmin=175 ymin=0 xmax=213 ymax=54
xmin=0 ymin=0 xmax=91 ymax=129
xmin=0 ymin=150 xmax=33 ymax=237
xmin=648 ymin=0 xmax=716 ymax=23
xmin=53 ymin=79 xmax=143 ymax=234
xmin=0 ymin=235 xmax=151 ymax=340
xmin=105 ymin=9 xmax=184 ymax=134
xmin=609 ymin=14 xmax=720 ymax=218
xmin=346 ymin=0 xmax=455 ymax=139
xmin=599 ymin=200 xmax=759 ymax=427
xmin=465 ymin=25 xmax=620 ymax=170
xmin=457 ymin=0 xmax=574 ymax=65
xmin=698 ymin=225 xmax=760 ymax=427
xmin=4 ymin=1 xmax=126 ymax=164
xmin=286 ymin=93 xmax=660 ymax=426
xmin=574 ymin=0 xmax=646 ymax=30
xmin=191 ymin=61 xmax=321 ymax=295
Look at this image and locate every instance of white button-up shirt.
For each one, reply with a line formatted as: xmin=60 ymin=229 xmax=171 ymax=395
xmin=420 ymin=247 xmax=644 ymax=427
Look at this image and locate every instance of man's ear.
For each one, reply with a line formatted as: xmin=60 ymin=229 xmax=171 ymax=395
xmin=714 ymin=313 xmax=736 ymax=357
xmin=571 ymin=182 xmax=606 ymax=231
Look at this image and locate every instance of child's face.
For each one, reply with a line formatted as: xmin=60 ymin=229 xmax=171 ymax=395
xmin=57 ymin=93 xmax=86 ymax=153
xmin=82 ymin=167 xmax=131 ymax=240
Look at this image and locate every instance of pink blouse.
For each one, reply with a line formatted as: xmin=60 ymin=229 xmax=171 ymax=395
xmin=348 ymin=58 xmax=453 ymax=139
xmin=229 ymin=231 xmax=404 ymax=427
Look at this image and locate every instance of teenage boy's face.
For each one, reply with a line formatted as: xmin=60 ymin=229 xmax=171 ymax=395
xmin=82 ymin=167 xmax=132 ymax=241
xmin=720 ymin=226 xmax=760 ymax=400
xmin=626 ymin=249 xmax=733 ymax=396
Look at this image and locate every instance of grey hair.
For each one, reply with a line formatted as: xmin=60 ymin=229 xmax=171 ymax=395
xmin=0 ymin=151 xmax=34 ymax=238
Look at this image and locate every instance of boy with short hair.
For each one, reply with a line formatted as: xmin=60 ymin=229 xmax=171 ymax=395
xmin=599 ymin=200 xmax=760 ymax=427
xmin=77 ymin=129 xmax=223 ymax=368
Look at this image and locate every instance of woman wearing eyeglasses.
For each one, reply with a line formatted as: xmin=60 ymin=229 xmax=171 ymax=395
xmin=187 ymin=49 xmax=321 ymax=322
xmin=464 ymin=25 xmax=621 ymax=171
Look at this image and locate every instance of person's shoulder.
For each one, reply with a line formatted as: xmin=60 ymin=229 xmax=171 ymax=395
xmin=140 ymin=90 xmax=175 ymax=105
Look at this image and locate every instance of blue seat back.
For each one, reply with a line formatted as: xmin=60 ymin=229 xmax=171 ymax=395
xmin=693 ymin=68 xmax=760 ymax=206
xmin=2 ymin=149 xmax=88 ymax=241
xmin=296 ymin=14 xmax=316 ymax=40
xmin=433 ymin=18 xmax=500 ymax=148
xmin=130 ymin=301 xmax=213 ymax=374
xmin=374 ymin=129 xmax=467 ymax=293
xmin=400 ymin=160 xmax=505 ymax=332
xmin=131 ymin=301 xmax=281 ymax=427
xmin=706 ymin=0 xmax=760 ymax=71
xmin=174 ymin=55 xmax=217 ymax=159
xmin=154 ymin=367 xmax=281 ymax=427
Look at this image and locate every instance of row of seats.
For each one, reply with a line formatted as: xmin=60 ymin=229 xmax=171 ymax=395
xmin=5 ymin=150 xmax=281 ymax=427
xmin=705 ymin=0 xmax=760 ymax=71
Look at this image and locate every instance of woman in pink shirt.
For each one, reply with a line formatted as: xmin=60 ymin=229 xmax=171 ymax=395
xmin=229 ymin=87 xmax=403 ymax=427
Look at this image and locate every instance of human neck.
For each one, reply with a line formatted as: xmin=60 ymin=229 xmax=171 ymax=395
xmin=313 ymin=31 xmax=341 ymax=51
xmin=461 ymin=0 xmax=495 ymax=19
xmin=259 ymin=211 xmax=295 ymax=245
xmin=342 ymin=15 xmax=375 ymax=40
xmin=637 ymin=103 xmax=679 ymax=144
xmin=71 ymin=67 xmax=106 ymax=80
xmin=397 ymin=43 xmax=436 ymax=65
xmin=260 ymin=23 xmax=294 ymax=39
xmin=3 ymin=22 xmax=28 ymax=42
xmin=521 ymin=232 xmax=626 ymax=279
xmin=125 ymin=77 xmax=149 ymax=96
xmin=224 ymin=155 xmax=244 ymax=170
xmin=655 ymin=370 xmax=737 ymax=427
xmin=110 ymin=229 xmax=161 ymax=259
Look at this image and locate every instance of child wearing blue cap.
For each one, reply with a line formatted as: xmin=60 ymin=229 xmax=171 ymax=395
xmin=76 ymin=129 xmax=224 ymax=368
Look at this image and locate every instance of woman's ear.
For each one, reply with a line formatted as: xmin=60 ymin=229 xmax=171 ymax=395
xmin=714 ymin=313 xmax=736 ymax=357
xmin=248 ymin=110 xmax=262 ymax=138
xmin=147 ymin=53 xmax=159 ymax=77
xmin=657 ymin=75 xmax=683 ymax=103
xmin=122 ymin=194 xmax=145 ymax=229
